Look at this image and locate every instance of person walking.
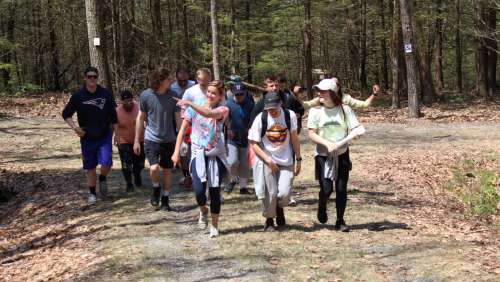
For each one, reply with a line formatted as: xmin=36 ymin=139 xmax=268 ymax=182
xmin=134 ymin=68 xmax=180 ymax=211
xmin=115 ymin=90 xmax=145 ymax=192
xmin=307 ymin=78 xmax=366 ymax=232
xmin=62 ymin=66 xmax=118 ymax=204
xmin=248 ymin=92 xmax=302 ymax=231
xmin=224 ymin=82 xmax=255 ymax=194
xmin=172 ymin=80 xmax=229 ymax=238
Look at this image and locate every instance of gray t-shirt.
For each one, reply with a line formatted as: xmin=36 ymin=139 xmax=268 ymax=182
xmin=139 ymin=88 xmax=179 ymax=143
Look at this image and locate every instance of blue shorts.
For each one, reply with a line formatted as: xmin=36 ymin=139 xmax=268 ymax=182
xmin=80 ymin=132 xmax=113 ymax=170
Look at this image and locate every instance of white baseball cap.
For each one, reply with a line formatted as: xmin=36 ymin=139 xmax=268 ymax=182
xmin=312 ymin=79 xmax=338 ymax=93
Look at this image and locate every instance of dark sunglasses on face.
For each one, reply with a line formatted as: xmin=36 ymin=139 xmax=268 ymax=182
xmin=86 ymin=75 xmax=98 ymax=79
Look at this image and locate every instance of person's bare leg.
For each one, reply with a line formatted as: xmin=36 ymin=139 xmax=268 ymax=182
xmin=162 ymin=168 xmax=171 ymax=192
xmin=86 ymin=168 xmax=97 ymax=187
xmin=211 ymin=213 xmax=219 ymax=228
xmin=150 ymin=164 xmax=161 ymax=183
xmin=100 ymin=166 xmax=111 ymax=176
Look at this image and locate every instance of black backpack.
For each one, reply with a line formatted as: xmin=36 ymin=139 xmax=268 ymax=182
xmin=260 ymin=107 xmax=292 ymax=138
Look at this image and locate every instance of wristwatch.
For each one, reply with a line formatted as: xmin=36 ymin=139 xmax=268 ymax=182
xmin=296 ymin=157 xmax=302 ymax=162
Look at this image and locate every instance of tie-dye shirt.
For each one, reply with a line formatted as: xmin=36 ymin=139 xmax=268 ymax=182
xmin=184 ymin=104 xmax=229 ymax=157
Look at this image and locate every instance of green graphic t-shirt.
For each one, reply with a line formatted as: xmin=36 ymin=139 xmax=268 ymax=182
xmin=307 ymin=105 xmax=360 ymax=155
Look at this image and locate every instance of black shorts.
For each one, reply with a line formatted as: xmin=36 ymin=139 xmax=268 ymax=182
xmin=144 ymin=140 xmax=175 ymax=169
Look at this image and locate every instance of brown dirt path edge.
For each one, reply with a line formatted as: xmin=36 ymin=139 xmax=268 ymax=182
xmin=1 ymin=117 xmax=499 ymax=281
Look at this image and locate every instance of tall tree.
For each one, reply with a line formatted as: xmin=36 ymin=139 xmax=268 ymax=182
xmin=390 ymin=0 xmax=405 ymax=108
xmin=210 ymin=0 xmax=221 ymax=80
xmin=434 ymin=0 xmax=444 ymax=90
xmin=359 ymin=0 xmax=368 ymax=90
xmin=455 ymin=0 xmax=463 ymax=92
xmin=400 ymin=0 xmax=421 ymax=117
xmin=473 ymin=0 xmax=489 ymax=97
xmin=379 ymin=0 xmax=390 ymax=90
xmin=303 ymin=0 xmax=314 ymax=99
xmin=85 ymin=0 xmax=112 ymax=91
xmin=486 ymin=3 xmax=497 ymax=96
xmin=245 ymin=0 xmax=252 ymax=83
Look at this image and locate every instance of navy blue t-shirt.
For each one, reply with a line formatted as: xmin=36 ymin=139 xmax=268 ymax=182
xmin=62 ymin=85 xmax=118 ymax=140
xmin=226 ymin=94 xmax=255 ymax=147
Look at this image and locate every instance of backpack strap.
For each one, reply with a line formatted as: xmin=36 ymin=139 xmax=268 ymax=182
xmin=260 ymin=107 xmax=291 ymax=138
xmin=260 ymin=110 xmax=268 ymax=138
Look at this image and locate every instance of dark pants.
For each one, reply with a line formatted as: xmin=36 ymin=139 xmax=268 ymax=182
xmin=314 ymin=152 xmax=351 ymax=221
xmin=190 ymin=158 xmax=225 ymax=214
xmin=118 ymin=143 xmax=145 ymax=184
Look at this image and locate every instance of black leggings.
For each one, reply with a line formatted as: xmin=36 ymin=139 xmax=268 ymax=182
xmin=314 ymin=152 xmax=351 ymax=221
xmin=190 ymin=158 xmax=225 ymax=214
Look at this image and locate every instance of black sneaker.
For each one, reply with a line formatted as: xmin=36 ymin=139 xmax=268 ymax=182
xmin=160 ymin=195 xmax=172 ymax=211
xmin=239 ymin=187 xmax=250 ymax=194
xmin=317 ymin=205 xmax=328 ymax=224
xmin=264 ymin=218 xmax=275 ymax=232
xmin=335 ymin=220 xmax=351 ymax=232
xmin=224 ymin=181 xmax=236 ymax=193
xmin=134 ymin=174 xmax=142 ymax=187
xmin=126 ymin=182 xmax=134 ymax=193
xmin=150 ymin=186 xmax=161 ymax=206
xmin=276 ymin=206 xmax=286 ymax=227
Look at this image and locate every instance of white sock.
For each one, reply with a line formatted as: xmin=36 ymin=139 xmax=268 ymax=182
xmin=162 ymin=191 xmax=170 ymax=197
xmin=152 ymin=182 xmax=160 ymax=187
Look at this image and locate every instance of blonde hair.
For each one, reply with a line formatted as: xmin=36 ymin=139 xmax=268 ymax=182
xmin=196 ymin=68 xmax=212 ymax=79
xmin=208 ymin=80 xmax=225 ymax=96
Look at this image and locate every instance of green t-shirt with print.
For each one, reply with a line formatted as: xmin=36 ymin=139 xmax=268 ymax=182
xmin=307 ymin=105 xmax=360 ymax=155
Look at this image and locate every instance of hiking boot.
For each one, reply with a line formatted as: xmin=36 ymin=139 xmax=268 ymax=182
xmin=335 ymin=220 xmax=351 ymax=232
xmin=209 ymin=225 xmax=219 ymax=238
xmin=317 ymin=205 xmax=328 ymax=224
xmin=198 ymin=211 xmax=208 ymax=229
xmin=150 ymin=186 xmax=161 ymax=206
xmin=276 ymin=206 xmax=286 ymax=227
xmin=99 ymin=180 xmax=108 ymax=198
xmin=88 ymin=193 xmax=97 ymax=205
xmin=239 ymin=187 xmax=250 ymax=194
xmin=289 ymin=197 xmax=297 ymax=207
xmin=133 ymin=174 xmax=142 ymax=187
xmin=160 ymin=195 xmax=172 ymax=211
xmin=224 ymin=181 xmax=236 ymax=193
xmin=264 ymin=218 xmax=275 ymax=232
xmin=126 ymin=182 xmax=135 ymax=193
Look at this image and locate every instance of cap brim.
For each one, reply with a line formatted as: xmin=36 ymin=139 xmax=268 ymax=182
xmin=312 ymin=85 xmax=328 ymax=91
xmin=264 ymin=103 xmax=280 ymax=110
xmin=233 ymin=91 xmax=246 ymax=96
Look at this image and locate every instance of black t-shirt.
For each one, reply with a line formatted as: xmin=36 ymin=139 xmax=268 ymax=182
xmin=62 ymin=85 xmax=118 ymax=140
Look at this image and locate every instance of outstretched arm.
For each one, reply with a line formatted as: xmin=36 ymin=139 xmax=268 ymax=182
xmin=174 ymin=98 xmax=225 ymax=119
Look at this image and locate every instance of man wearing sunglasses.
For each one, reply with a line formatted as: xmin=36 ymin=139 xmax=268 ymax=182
xmin=62 ymin=66 xmax=118 ymax=204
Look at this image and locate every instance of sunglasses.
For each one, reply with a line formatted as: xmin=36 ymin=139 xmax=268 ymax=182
xmin=86 ymin=75 xmax=98 ymax=79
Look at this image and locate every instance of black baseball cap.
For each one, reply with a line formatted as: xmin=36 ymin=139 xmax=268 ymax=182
xmin=84 ymin=66 xmax=98 ymax=76
xmin=231 ymin=82 xmax=247 ymax=96
xmin=264 ymin=92 xmax=281 ymax=110
xmin=120 ymin=90 xmax=133 ymax=100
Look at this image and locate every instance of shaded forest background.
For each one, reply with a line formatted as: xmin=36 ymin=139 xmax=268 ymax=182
xmin=0 ymin=0 xmax=498 ymax=106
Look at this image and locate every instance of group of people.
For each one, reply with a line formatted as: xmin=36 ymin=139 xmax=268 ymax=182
xmin=63 ymin=66 xmax=379 ymax=238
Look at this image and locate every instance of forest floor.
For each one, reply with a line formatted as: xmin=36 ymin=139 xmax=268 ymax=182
xmin=0 ymin=94 xmax=499 ymax=281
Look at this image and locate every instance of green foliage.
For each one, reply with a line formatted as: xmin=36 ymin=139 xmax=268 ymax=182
xmin=446 ymin=156 xmax=500 ymax=217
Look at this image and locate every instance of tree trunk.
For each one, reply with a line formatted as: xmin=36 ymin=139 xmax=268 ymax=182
xmin=47 ymin=0 xmax=62 ymax=91
xmin=434 ymin=0 xmax=444 ymax=90
xmin=182 ymin=0 xmax=191 ymax=67
xmin=390 ymin=0 xmax=404 ymax=108
xmin=379 ymin=0 xmax=389 ymax=90
xmin=85 ymin=0 xmax=112 ymax=91
xmin=455 ymin=0 xmax=463 ymax=92
xmin=400 ymin=0 xmax=420 ymax=117
xmin=304 ymin=0 xmax=314 ymax=99
xmin=359 ymin=0 xmax=368 ymax=90
xmin=122 ymin=0 xmax=135 ymax=71
xmin=2 ymin=1 xmax=16 ymax=88
xmin=487 ymin=5 xmax=497 ymax=96
xmin=230 ymin=0 xmax=237 ymax=74
xmin=473 ymin=0 xmax=489 ymax=97
xmin=210 ymin=0 xmax=221 ymax=80
xmin=150 ymin=0 xmax=163 ymax=67
xmin=245 ymin=0 xmax=252 ymax=83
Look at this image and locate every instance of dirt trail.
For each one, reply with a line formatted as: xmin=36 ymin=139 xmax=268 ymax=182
xmin=1 ymin=117 xmax=499 ymax=281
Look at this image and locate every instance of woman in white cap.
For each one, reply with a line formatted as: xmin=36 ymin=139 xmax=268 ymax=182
xmin=307 ymin=78 xmax=365 ymax=232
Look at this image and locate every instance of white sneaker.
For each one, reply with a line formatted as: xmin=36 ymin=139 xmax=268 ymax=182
xmin=289 ymin=197 xmax=297 ymax=207
xmin=209 ymin=225 xmax=219 ymax=238
xmin=88 ymin=194 xmax=97 ymax=205
xmin=198 ymin=211 xmax=208 ymax=229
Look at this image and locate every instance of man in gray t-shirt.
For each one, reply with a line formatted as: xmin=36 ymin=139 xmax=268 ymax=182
xmin=134 ymin=68 xmax=181 ymax=211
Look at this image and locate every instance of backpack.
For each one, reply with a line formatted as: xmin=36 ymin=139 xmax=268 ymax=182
xmin=260 ymin=107 xmax=291 ymax=138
